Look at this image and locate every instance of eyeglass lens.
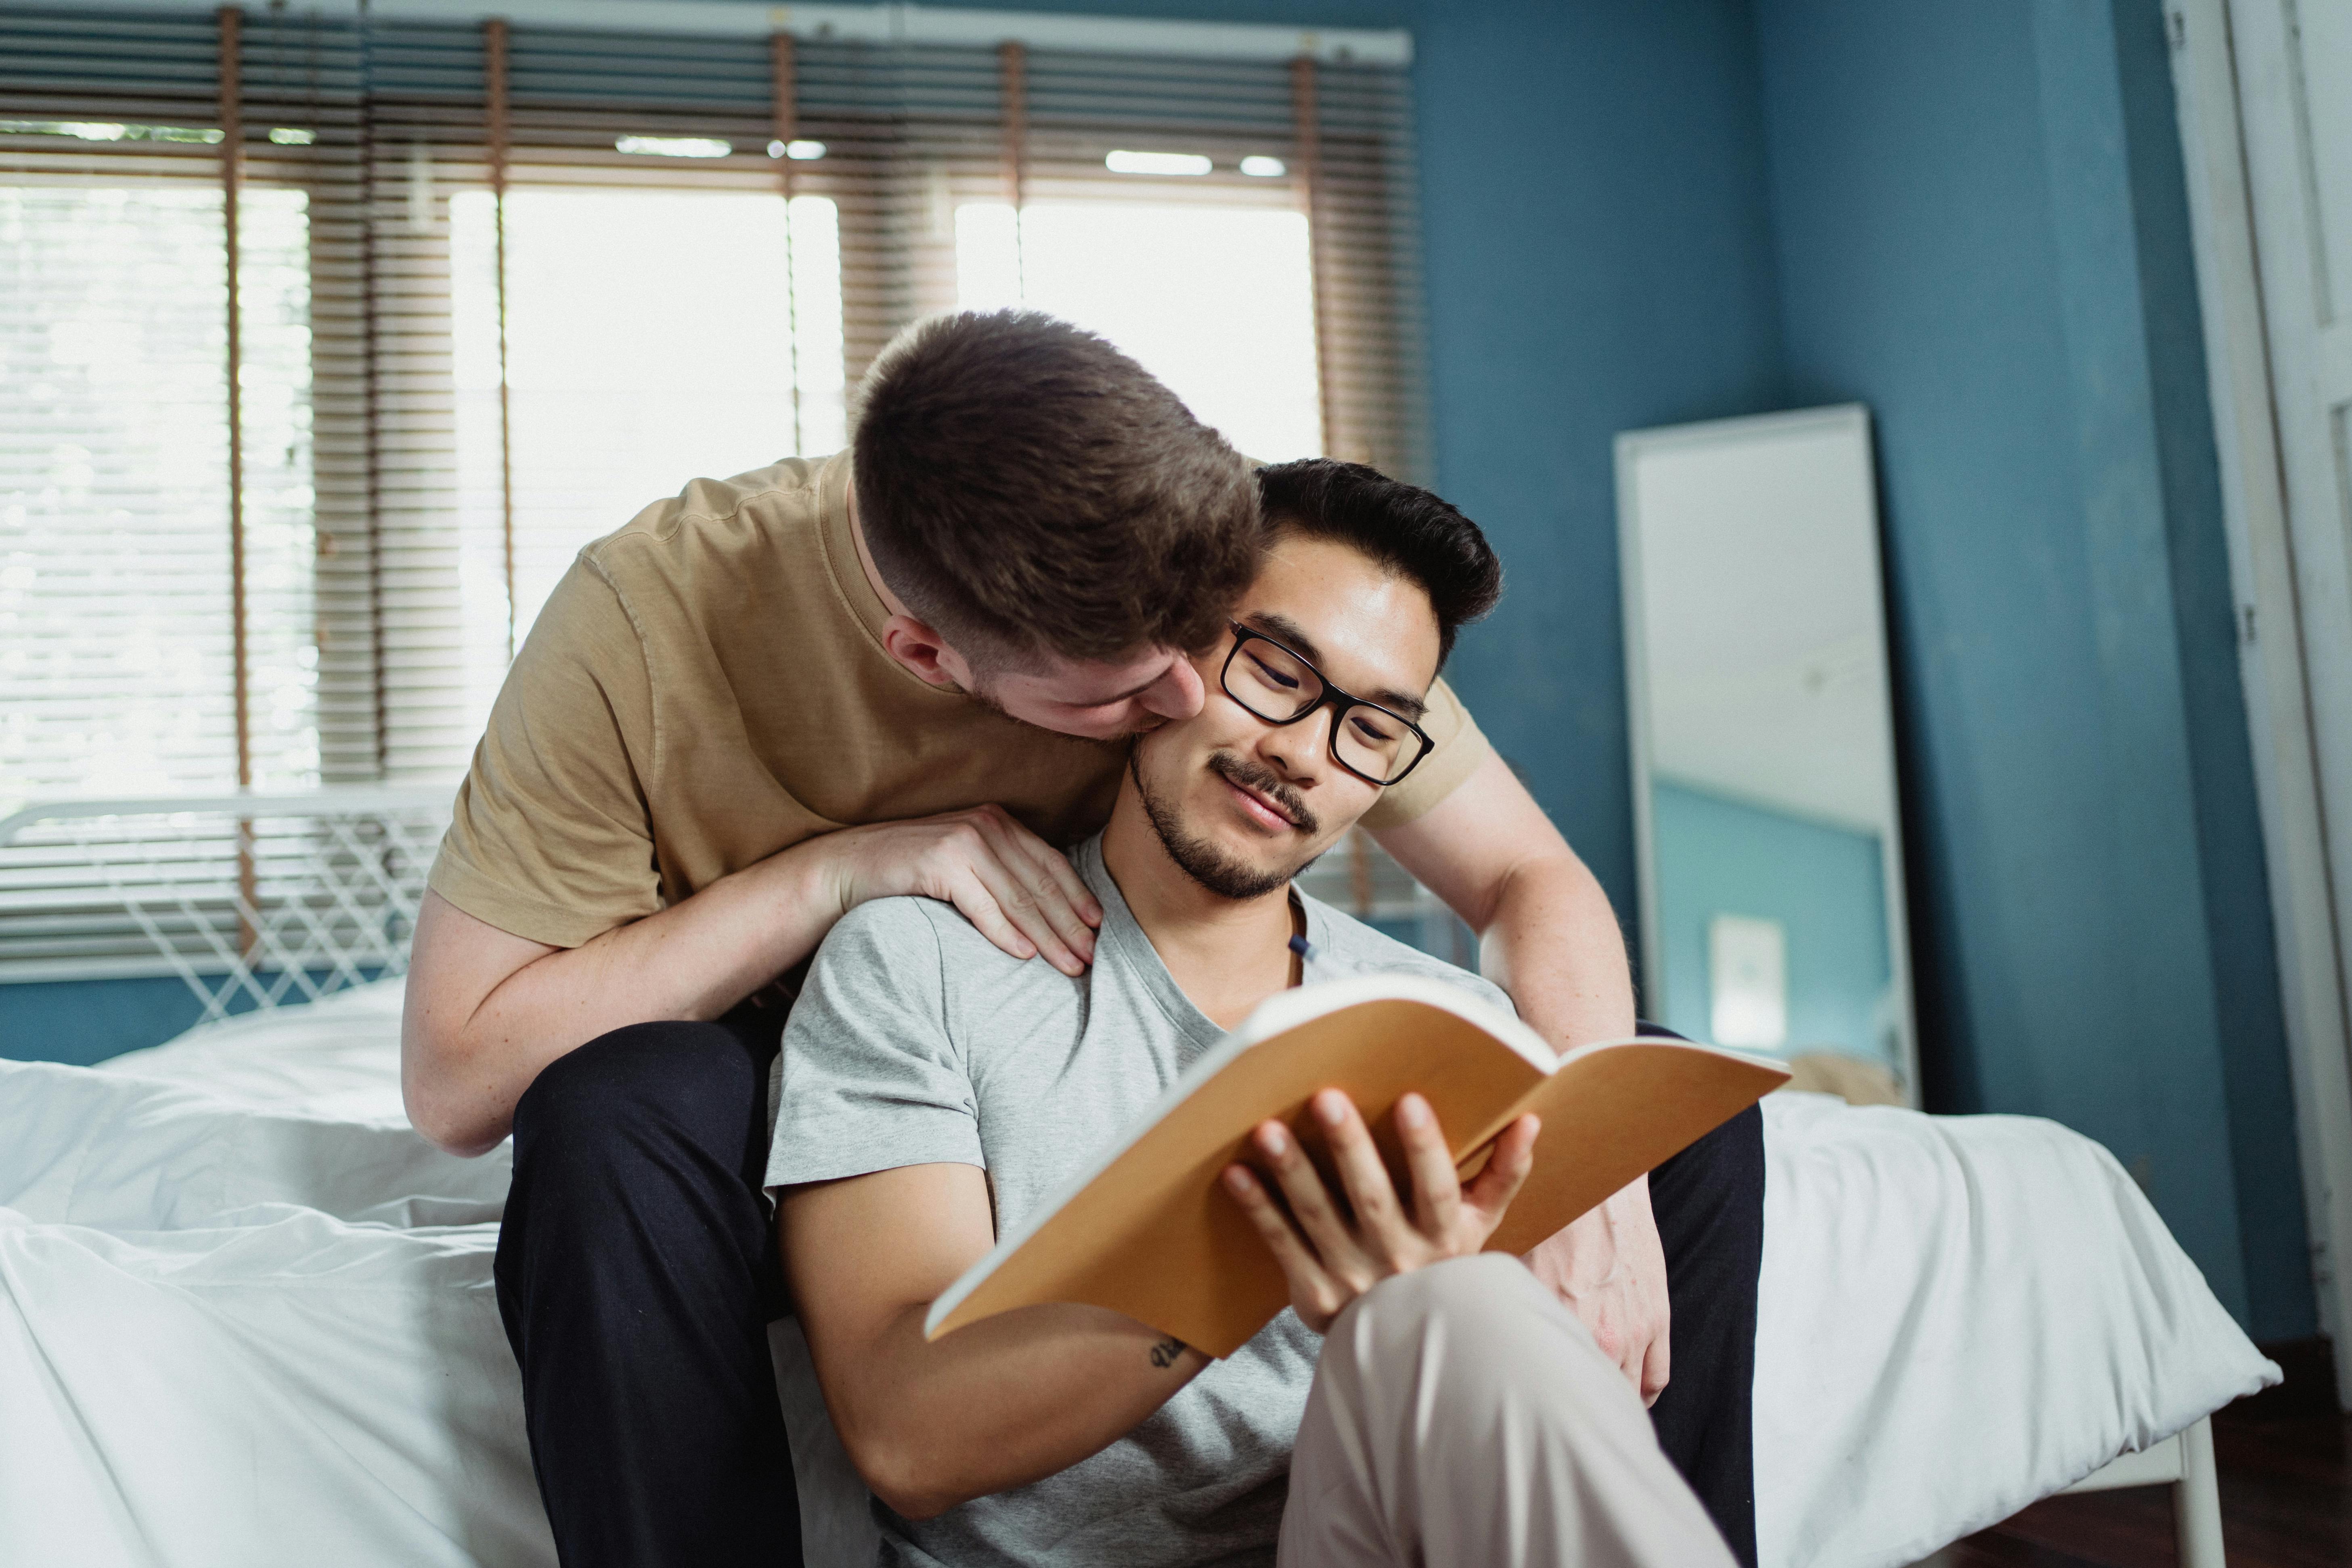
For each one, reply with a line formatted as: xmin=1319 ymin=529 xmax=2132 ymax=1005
xmin=1226 ymin=636 xmax=1423 ymax=784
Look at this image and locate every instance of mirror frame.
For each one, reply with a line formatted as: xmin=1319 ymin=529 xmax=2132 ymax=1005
xmin=1615 ymin=403 xmax=1921 ymax=1105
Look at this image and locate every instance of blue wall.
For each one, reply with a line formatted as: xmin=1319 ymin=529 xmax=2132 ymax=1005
xmin=1651 ymin=780 xmax=1892 ymax=1067
xmin=1410 ymin=0 xmax=1787 ymax=906
xmin=1753 ymin=0 xmax=2308 ymax=1339
xmin=0 ymin=972 xmax=381 ymax=1064
xmin=0 ymin=976 xmax=222 ymax=1065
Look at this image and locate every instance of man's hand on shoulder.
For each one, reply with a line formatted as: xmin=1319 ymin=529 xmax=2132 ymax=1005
xmin=815 ymin=804 xmax=1103 ymax=977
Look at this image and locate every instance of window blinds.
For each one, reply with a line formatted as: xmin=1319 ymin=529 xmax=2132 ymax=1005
xmin=1 ymin=7 xmax=366 ymax=975
xmin=0 ymin=3 xmax=1431 ymax=978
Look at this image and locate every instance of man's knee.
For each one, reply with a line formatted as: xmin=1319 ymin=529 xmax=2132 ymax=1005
xmin=510 ymin=1019 xmax=767 ymax=1186
xmin=1346 ymin=1252 xmax=1556 ymax=1338
xmin=1330 ymin=1254 xmax=1610 ymax=1401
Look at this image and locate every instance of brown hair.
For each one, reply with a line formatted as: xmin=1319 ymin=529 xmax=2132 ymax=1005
xmin=851 ymin=310 xmax=1261 ymax=664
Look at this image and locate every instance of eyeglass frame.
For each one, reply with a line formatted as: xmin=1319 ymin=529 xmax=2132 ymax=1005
xmin=1215 ymin=620 xmax=1437 ymax=788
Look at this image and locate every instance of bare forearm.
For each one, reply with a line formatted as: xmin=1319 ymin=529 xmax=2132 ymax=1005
xmin=1479 ymin=851 xmax=1637 ymax=1052
xmin=1376 ymin=751 xmax=1636 ymax=1053
xmin=786 ymin=1166 xmax=1205 ymax=1517
xmin=403 ymin=839 xmax=848 ymax=1153
xmin=842 ymin=1302 xmax=1206 ymax=1517
xmin=478 ymin=842 xmax=840 ymax=1033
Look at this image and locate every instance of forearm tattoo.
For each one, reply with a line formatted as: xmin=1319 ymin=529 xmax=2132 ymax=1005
xmin=1148 ymin=1335 xmax=1187 ymax=1369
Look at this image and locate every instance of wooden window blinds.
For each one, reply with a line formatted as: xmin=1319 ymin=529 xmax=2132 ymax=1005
xmin=0 ymin=3 xmax=1430 ymax=979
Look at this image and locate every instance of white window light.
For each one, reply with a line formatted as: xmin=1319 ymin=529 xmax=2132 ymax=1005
xmin=1239 ymin=155 xmax=1286 ymax=177
xmin=614 ymin=135 xmax=733 ymax=159
xmin=268 ymin=127 xmax=316 ymax=146
xmin=1105 ymin=149 xmax=1211 ymax=176
xmin=0 ymin=120 xmax=222 ymax=144
xmin=767 ymin=138 xmax=827 ymax=161
xmin=0 ymin=119 xmax=124 ymax=140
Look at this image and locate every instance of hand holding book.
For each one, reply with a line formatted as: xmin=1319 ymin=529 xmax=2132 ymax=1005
xmin=1223 ymin=1089 xmax=1540 ymax=1334
xmin=926 ymin=974 xmax=1789 ymax=1358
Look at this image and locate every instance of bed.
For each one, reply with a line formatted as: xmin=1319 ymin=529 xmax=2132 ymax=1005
xmin=0 ymin=795 xmax=2279 ymax=1568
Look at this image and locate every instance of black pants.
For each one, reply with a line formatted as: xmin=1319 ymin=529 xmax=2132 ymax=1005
xmin=494 ymin=1011 xmax=1766 ymax=1568
xmin=1638 ymin=1024 xmax=1765 ymax=1567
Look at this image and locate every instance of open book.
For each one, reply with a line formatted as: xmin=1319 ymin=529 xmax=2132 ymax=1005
xmin=926 ymin=973 xmax=1791 ymax=1357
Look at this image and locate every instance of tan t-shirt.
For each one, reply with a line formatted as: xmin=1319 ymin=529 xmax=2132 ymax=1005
xmin=428 ymin=453 xmax=1491 ymax=948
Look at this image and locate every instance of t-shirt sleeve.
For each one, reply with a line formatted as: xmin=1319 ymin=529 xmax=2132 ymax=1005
xmin=1359 ymin=675 xmax=1490 ymax=830
xmin=765 ymin=900 xmax=983 ymax=1193
xmin=425 ymin=560 xmax=663 ymax=948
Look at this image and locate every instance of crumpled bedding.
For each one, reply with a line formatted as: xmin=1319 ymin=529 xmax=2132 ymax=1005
xmin=0 ymin=981 xmax=2277 ymax=1568
xmin=1753 ymin=1092 xmax=2275 ymax=1567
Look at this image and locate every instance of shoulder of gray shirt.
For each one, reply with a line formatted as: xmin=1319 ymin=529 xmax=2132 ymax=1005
xmin=792 ymin=851 xmax=1517 ymax=1022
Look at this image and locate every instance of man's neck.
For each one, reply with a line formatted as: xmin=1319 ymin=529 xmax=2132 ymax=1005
xmin=843 ymin=476 xmax=919 ymax=622
xmin=1100 ymin=798 xmax=1298 ymax=1032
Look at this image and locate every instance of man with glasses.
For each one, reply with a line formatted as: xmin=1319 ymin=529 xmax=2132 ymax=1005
xmin=769 ymin=456 xmax=1748 ymax=1568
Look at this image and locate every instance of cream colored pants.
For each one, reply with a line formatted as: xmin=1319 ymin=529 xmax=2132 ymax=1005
xmin=1277 ymin=1254 xmax=1737 ymax=1568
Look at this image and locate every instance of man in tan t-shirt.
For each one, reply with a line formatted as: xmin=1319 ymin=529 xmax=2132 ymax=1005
xmin=402 ymin=312 xmax=1762 ymax=1568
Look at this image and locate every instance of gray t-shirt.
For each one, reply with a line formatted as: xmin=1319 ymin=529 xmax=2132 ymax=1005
xmin=766 ymin=833 xmax=1512 ymax=1568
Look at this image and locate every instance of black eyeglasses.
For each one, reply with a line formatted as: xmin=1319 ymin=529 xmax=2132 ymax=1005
xmin=1218 ymin=621 xmax=1435 ymax=787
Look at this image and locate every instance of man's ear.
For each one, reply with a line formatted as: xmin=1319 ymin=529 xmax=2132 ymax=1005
xmin=879 ymin=614 xmax=971 ymax=691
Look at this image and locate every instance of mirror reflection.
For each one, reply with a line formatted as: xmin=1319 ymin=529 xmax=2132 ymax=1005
xmin=1617 ymin=405 xmax=1917 ymax=1101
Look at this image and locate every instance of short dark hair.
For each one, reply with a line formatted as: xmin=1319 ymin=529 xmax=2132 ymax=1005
xmin=852 ymin=311 xmax=1260 ymax=664
xmin=1254 ymin=459 xmax=1502 ymax=666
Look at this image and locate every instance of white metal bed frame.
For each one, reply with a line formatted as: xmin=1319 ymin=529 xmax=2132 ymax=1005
xmin=0 ymin=789 xmax=2233 ymax=1561
xmin=0 ymin=787 xmax=450 ymax=1025
xmin=2057 ymin=1415 xmax=2224 ymax=1566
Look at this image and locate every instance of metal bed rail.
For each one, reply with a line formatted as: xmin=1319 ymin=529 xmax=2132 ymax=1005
xmin=0 ymin=787 xmax=452 ymax=1025
xmin=2055 ymin=1414 xmax=2224 ymax=1567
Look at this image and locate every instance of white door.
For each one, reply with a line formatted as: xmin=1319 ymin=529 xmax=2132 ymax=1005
xmin=2176 ymin=0 xmax=2352 ymax=1403
xmin=2235 ymin=2 xmax=2352 ymax=936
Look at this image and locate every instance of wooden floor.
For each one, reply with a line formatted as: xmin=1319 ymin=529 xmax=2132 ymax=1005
xmin=1912 ymin=1405 xmax=2348 ymax=1568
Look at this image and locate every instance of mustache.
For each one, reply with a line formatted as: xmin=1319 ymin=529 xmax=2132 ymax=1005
xmin=1210 ymin=752 xmax=1318 ymax=834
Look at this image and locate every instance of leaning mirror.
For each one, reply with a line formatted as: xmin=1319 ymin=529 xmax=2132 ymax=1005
xmin=1615 ymin=405 xmax=1918 ymax=1103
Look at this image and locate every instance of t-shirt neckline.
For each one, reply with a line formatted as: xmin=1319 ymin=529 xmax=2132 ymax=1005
xmin=1074 ymin=833 xmax=1332 ymax=1055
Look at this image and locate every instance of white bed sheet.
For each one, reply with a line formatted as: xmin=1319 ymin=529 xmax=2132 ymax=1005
xmin=2 ymin=986 xmax=540 ymax=1568
xmin=0 ymin=982 xmax=2277 ymax=1568
xmin=1753 ymin=1092 xmax=2275 ymax=1568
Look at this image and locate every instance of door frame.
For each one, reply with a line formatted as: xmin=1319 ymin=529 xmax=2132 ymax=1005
xmin=2168 ymin=0 xmax=2352 ymax=1405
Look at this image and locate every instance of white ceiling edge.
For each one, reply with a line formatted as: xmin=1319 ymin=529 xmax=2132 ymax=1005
xmin=67 ymin=0 xmax=1412 ymax=65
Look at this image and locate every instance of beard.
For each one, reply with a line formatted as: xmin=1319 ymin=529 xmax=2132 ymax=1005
xmin=1130 ymin=747 xmax=1321 ymax=901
